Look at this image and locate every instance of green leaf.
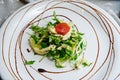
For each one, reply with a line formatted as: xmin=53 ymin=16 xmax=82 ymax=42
xmin=63 ymin=40 xmax=75 ymax=47
xmin=40 ymin=42 xmax=48 ymax=48
xmin=80 ymin=42 xmax=84 ymax=49
xmin=47 ymin=50 xmax=55 ymax=58
xmin=65 ymin=49 xmax=72 ymax=56
xmin=30 ymin=25 xmax=49 ymax=35
xmin=31 ymin=35 xmax=39 ymax=43
xmin=71 ymin=54 xmax=78 ymax=61
xmin=47 ymin=22 xmax=53 ymax=27
xmin=78 ymin=32 xmax=84 ymax=35
xmin=48 ymin=35 xmax=61 ymax=46
xmin=53 ymin=11 xmax=60 ymax=25
xmin=34 ymin=52 xmax=39 ymax=55
xmin=30 ymin=25 xmax=41 ymax=33
xmin=82 ymin=62 xmax=92 ymax=67
xmin=25 ymin=60 xmax=35 ymax=65
xmin=55 ymin=59 xmax=65 ymax=68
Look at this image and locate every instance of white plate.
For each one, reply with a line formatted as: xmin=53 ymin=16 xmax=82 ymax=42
xmin=0 ymin=0 xmax=120 ymax=80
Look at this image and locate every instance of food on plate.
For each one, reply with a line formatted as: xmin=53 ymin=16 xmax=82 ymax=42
xmin=29 ymin=11 xmax=92 ymax=69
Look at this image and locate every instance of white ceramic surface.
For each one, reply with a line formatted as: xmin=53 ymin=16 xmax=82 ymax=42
xmin=0 ymin=0 xmax=120 ymax=80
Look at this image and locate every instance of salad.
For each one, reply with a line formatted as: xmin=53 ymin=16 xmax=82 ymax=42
xmin=29 ymin=11 xmax=92 ymax=69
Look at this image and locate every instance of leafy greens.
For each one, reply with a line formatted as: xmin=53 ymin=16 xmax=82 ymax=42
xmin=29 ymin=11 xmax=92 ymax=69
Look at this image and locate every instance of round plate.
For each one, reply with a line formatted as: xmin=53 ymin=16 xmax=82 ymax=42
xmin=0 ymin=0 xmax=120 ymax=80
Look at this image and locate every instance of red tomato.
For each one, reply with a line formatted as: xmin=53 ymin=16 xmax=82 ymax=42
xmin=55 ymin=22 xmax=70 ymax=35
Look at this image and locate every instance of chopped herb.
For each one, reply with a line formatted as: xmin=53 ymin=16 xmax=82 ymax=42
xmin=52 ymin=11 xmax=60 ymax=26
xmin=82 ymin=61 xmax=92 ymax=67
xmin=25 ymin=60 xmax=35 ymax=65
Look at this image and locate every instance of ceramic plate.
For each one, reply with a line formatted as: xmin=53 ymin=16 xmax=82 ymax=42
xmin=0 ymin=0 xmax=120 ymax=80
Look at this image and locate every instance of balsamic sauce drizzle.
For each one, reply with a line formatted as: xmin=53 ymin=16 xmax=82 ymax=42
xmin=37 ymin=68 xmax=75 ymax=74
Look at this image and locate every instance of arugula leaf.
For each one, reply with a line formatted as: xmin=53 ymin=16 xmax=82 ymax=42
xmin=47 ymin=22 xmax=53 ymax=27
xmin=31 ymin=35 xmax=39 ymax=43
xmin=48 ymin=35 xmax=61 ymax=46
xmin=65 ymin=49 xmax=72 ymax=56
xmin=53 ymin=11 xmax=60 ymax=25
xmin=40 ymin=42 xmax=48 ymax=48
xmin=30 ymin=25 xmax=41 ymax=33
xmin=30 ymin=25 xmax=48 ymax=35
xmin=82 ymin=62 xmax=91 ymax=67
xmin=25 ymin=60 xmax=35 ymax=65
xmin=80 ymin=42 xmax=84 ymax=49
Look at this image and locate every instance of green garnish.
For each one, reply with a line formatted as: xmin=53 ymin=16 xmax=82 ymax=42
xmin=25 ymin=60 xmax=35 ymax=65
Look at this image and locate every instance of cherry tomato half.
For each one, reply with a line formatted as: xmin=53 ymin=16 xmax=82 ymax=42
xmin=55 ymin=22 xmax=70 ymax=35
